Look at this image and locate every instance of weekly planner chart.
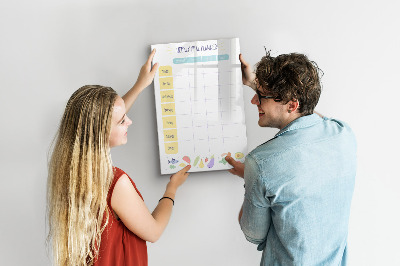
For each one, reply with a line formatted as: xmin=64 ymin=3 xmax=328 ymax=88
xmin=151 ymin=38 xmax=248 ymax=174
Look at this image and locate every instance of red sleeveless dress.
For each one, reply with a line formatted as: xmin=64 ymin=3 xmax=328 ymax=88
xmin=94 ymin=167 xmax=148 ymax=266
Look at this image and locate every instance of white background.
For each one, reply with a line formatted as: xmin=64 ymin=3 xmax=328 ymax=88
xmin=0 ymin=0 xmax=399 ymax=265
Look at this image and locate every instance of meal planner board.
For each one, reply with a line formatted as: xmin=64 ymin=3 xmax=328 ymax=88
xmin=151 ymin=38 xmax=248 ymax=174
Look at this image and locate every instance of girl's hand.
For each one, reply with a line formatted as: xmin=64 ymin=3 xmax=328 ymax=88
xmin=167 ymin=165 xmax=191 ymax=191
xmin=135 ymin=49 xmax=159 ymax=90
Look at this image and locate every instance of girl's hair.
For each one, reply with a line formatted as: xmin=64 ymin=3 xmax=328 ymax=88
xmin=47 ymin=85 xmax=118 ymax=265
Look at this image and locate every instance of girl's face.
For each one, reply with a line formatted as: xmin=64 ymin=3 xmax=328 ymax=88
xmin=109 ymin=96 xmax=132 ymax=148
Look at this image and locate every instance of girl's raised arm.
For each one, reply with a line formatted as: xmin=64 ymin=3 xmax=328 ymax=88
xmin=122 ymin=49 xmax=159 ymax=112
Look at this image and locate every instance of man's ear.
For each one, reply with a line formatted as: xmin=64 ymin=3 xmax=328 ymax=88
xmin=288 ymin=100 xmax=299 ymax=113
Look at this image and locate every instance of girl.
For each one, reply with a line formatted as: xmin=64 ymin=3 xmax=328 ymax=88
xmin=47 ymin=50 xmax=191 ymax=266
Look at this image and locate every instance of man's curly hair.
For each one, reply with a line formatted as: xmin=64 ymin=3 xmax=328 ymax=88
xmin=255 ymin=52 xmax=323 ymax=115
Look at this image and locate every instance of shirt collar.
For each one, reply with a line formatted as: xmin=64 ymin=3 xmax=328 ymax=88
xmin=275 ymin=114 xmax=322 ymax=138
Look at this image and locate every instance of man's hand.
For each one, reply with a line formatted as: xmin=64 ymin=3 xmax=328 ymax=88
xmin=239 ymin=54 xmax=256 ymax=90
xmin=225 ymin=152 xmax=245 ymax=178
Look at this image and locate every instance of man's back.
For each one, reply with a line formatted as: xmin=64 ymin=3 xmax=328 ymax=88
xmin=240 ymin=114 xmax=357 ymax=265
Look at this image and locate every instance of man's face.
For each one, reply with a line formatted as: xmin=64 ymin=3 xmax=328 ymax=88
xmin=251 ymin=90 xmax=287 ymax=129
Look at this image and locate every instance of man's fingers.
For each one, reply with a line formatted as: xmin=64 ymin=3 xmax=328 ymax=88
xmin=239 ymin=54 xmax=249 ymax=67
xmin=225 ymin=155 xmax=238 ymax=167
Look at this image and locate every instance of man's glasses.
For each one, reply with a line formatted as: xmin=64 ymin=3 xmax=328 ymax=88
xmin=255 ymin=89 xmax=281 ymax=105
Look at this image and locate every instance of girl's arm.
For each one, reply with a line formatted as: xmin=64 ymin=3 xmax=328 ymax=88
xmin=122 ymin=49 xmax=159 ymax=113
xmin=111 ymin=165 xmax=191 ymax=243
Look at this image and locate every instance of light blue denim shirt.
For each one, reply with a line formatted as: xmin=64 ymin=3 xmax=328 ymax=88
xmin=240 ymin=114 xmax=357 ymax=266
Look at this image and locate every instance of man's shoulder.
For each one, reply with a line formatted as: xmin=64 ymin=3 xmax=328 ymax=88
xmin=247 ymin=138 xmax=289 ymax=167
xmin=319 ymin=116 xmax=356 ymax=145
xmin=248 ymin=116 xmax=356 ymax=165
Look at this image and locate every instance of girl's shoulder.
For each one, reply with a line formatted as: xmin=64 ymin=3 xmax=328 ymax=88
xmin=111 ymin=167 xmax=143 ymax=200
xmin=113 ymin=166 xmax=126 ymax=178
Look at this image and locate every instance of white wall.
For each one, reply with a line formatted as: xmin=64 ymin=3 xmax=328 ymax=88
xmin=1 ymin=0 xmax=399 ymax=265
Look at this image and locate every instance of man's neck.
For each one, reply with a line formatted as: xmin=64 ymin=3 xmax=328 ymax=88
xmin=278 ymin=113 xmax=303 ymax=130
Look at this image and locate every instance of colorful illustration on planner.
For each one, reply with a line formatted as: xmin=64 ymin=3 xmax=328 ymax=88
xmin=166 ymin=152 xmax=245 ymax=171
xmin=152 ymin=38 xmax=248 ymax=174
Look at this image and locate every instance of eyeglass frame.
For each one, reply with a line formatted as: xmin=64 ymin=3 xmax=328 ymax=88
xmin=254 ymin=89 xmax=282 ymax=105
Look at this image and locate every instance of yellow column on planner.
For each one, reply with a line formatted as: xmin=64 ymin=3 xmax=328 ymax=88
xmin=164 ymin=142 xmax=178 ymax=154
xmin=162 ymin=116 xmax=177 ymax=128
xmin=161 ymin=103 xmax=176 ymax=116
xmin=163 ymin=129 xmax=178 ymax=142
xmin=159 ymin=66 xmax=172 ymax=76
xmin=159 ymin=65 xmax=178 ymax=155
xmin=160 ymin=90 xmax=175 ymax=103
xmin=159 ymin=77 xmax=173 ymax=90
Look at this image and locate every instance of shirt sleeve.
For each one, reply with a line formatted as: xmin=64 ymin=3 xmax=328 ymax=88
xmin=239 ymin=154 xmax=271 ymax=247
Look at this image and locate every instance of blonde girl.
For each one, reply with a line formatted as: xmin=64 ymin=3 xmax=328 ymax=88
xmin=47 ymin=50 xmax=190 ymax=266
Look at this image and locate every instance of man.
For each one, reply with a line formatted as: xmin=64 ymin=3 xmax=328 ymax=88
xmin=226 ymin=52 xmax=357 ymax=265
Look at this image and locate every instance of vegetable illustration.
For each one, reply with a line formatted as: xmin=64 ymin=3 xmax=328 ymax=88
xmin=207 ymin=156 xmax=215 ymax=168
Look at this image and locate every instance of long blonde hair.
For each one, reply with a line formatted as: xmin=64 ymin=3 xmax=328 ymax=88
xmin=47 ymin=85 xmax=118 ymax=265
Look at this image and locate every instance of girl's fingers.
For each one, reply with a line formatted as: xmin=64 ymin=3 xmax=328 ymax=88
xmin=147 ymin=49 xmax=156 ymax=65
xmin=181 ymin=165 xmax=191 ymax=173
xmin=151 ymin=63 xmax=159 ymax=74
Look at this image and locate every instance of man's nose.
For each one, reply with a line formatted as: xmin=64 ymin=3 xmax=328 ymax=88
xmin=251 ymin=94 xmax=259 ymax=105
